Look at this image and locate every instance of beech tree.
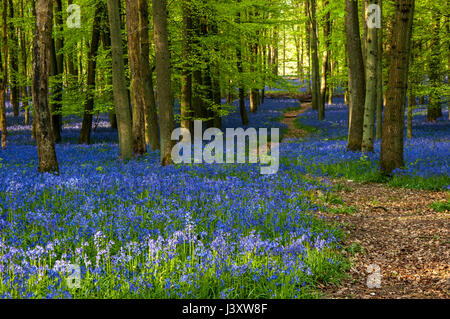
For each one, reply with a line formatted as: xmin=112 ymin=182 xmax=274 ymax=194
xmin=32 ymin=0 xmax=59 ymax=173
xmin=79 ymin=1 xmax=104 ymax=145
xmin=153 ymin=0 xmax=175 ymax=166
xmin=106 ymin=0 xmax=133 ymax=160
xmin=380 ymin=0 xmax=415 ymax=175
xmin=345 ymin=0 xmax=366 ymax=151
xmin=362 ymin=0 xmax=380 ymax=153
xmin=0 ymin=0 xmax=7 ymax=149
xmin=126 ymin=0 xmax=146 ymax=155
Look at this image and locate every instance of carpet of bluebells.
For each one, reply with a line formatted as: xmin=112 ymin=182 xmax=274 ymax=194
xmin=2 ymin=90 xmax=447 ymax=299
xmin=289 ymin=98 xmax=450 ymax=190
xmin=0 ymin=97 xmax=346 ymax=299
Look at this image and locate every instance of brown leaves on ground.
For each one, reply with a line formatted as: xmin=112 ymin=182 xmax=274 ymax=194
xmin=321 ymin=181 xmax=449 ymax=299
xmin=280 ymin=108 xmax=449 ymax=299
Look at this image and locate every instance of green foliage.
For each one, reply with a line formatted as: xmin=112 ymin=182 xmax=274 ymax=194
xmin=430 ymin=199 xmax=450 ymax=212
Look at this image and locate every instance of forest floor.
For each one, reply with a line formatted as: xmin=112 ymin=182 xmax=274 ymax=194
xmin=280 ymin=102 xmax=311 ymax=141
xmin=281 ymin=104 xmax=450 ymax=299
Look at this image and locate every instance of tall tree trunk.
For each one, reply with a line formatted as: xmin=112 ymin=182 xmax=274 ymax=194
xmin=345 ymin=0 xmax=366 ymax=151
xmin=308 ymin=0 xmax=321 ymax=113
xmin=99 ymin=13 xmax=118 ymax=131
xmin=320 ymin=0 xmax=331 ymax=120
xmin=407 ymin=82 xmax=415 ymax=139
xmin=106 ymin=0 xmax=133 ymax=160
xmin=181 ymin=0 xmax=193 ymax=132
xmin=50 ymin=0 xmax=64 ymax=143
xmin=8 ymin=0 xmax=20 ymax=117
xmin=427 ymin=12 xmax=442 ymax=122
xmin=362 ymin=0 xmax=379 ymax=153
xmin=304 ymin=3 xmax=311 ymax=95
xmin=67 ymin=0 xmax=78 ymax=79
xmin=125 ymin=0 xmax=146 ymax=155
xmin=79 ymin=2 xmax=104 ymax=145
xmin=380 ymin=0 xmax=415 ymax=175
xmin=375 ymin=0 xmax=383 ymax=140
xmin=20 ymin=0 xmax=29 ymax=125
xmin=153 ymin=0 xmax=175 ymax=166
xmin=272 ymin=27 xmax=279 ymax=77
xmin=236 ymin=7 xmax=248 ymax=126
xmin=0 ymin=0 xmax=8 ymax=149
xmin=139 ymin=0 xmax=160 ymax=150
xmin=447 ymin=0 xmax=450 ymax=120
xmin=249 ymin=42 xmax=259 ymax=113
xmin=32 ymin=0 xmax=59 ymax=173
xmin=191 ymin=4 xmax=203 ymax=120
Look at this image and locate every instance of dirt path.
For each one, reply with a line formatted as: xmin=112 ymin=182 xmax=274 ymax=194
xmin=281 ymin=107 xmax=450 ymax=299
xmin=280 ymin=102 xmax=311 ymax=142
xmin=321 ymin=181 xmax=449 ymax=299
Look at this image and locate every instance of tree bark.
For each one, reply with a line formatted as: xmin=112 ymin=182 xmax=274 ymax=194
xmin=181 ymin=0 xmax=193 ymax=132
xmin=345 ymin=0 xmax=366 ymax=151
xmin=308 ymin=0 xmax=321 ymax=113
xmin=50 ymin=0 xmax=64 ymax=143
xmin=125 ymin=0 xmax=146 ymax=155
xmin=139 ymin=0 xmax=159 ymax=150
xmin=362 ymin=0 xmax=379 ymax=153
xmin=0 ymin=0 xmax=8 ymax=149
xmin=8 ymin=0 xmax=20 ymax=117
xmin=32 ymin=0 xmax=59 ymax=173
xmin=236 ymin=7 xmax=249 ymax=126
xmin=320 ymin=0 xmax=331 ymax=120
xmin=79 ymin=2 xmax=104 ymax=145
xmin=380 ymin=0 xmax=415 ymax=175
xmin=427 ymin=12 xmax=442 ymax=122
xmin=20 ymin=0 xmax=30 ymax=125
xmin=375 ymin=0 xmax=383 ymax=140
xmin=106 ymin=0 xmax=133 ymax=160
xmin=152 ymin=0 xmax=175 ymax=166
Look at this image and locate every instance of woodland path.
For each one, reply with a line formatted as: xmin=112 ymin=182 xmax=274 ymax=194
xmin=280 ymin=100 xmax=450 ymax=299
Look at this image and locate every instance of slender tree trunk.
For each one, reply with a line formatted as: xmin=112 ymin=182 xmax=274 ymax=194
xmin=32 ymin=0 xmax=59 ymax=173
xmin=249 ymin=42 xmax=259 ymax=113
xmin=139 ymin=0 xmax=159 ymax=150
xmin=20 ymin=0 xmax=29 ymax=125
xmin=125 ymin=0 xmax=146 ymax=155
xmin=375 ymin=0 xmax=383 ymax=140
xmin=191 ymin=4 xmax=203 ymax=120
xmin=345 ymin=0 xmax=366 ymax=151
xmin=427 ymin=13 xmax=442 ymax=122
xmin=407 ymin=82 xmax=415 ymax=139
xmin=79 ymin=2 xmax=104 ymax=145
xmin=273 ymin=27 xmax=279 ymax=77
xmin=106 ymin=0 xmax=133 ymax=160
xmin=380 ymin=0 xmax=415 ymax=175
xmin=362 ymin=0 xmax=379 ymax=153
xmin=99 ymin=14 xmax=118 ymax=131
xmin=304 ymin=3 xmax=311 ymax=95
xmin=50 ymin=0 xmax=64 ymax=143
xmin=308 ymin=0 xmax=321 ymax=113
xmin=236 ymin=8 xmax=248 ymax=126
xmin=447 ymin=0 xmax=450 ymax=119
xmin=67 ymin=0 xmax=78 ymax=79
xmin=181 ymin=0 xmax=193 ymax=132
xmin=8 ymin=0 xmax=20 ymax=117
xmin=0 ymin=0 xmax=8 ymax=149
xmin=320 ymin=0 xmax=331 ymax=120
xmin=152 ymin=0 xmax=175 ymax=166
